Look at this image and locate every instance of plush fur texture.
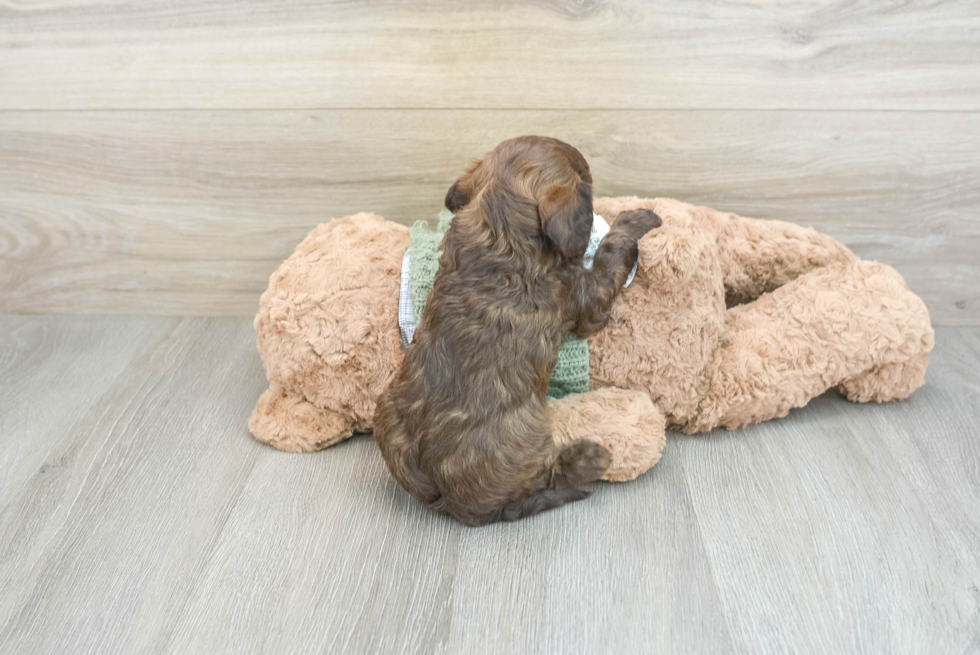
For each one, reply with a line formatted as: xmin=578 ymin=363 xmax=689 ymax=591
xmin=589 ymin=196 xmax=934 ymax=434
xmin=249 ymin=197 xmax=934 ymax=483
xmin=251 ymin=212 xmax=408 ymax=452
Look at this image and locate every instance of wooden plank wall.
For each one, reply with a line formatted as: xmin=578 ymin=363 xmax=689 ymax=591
xmin=1 ymin=1 xmax=978 ymax=322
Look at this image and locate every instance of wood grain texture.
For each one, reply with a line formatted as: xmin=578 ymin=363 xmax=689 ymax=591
xmin=2 ymin=110 xmax=977 ymax=321
xmin=1 ymin=0 xmax=979 ymax=110
xmin=684 ymin=383 xmax=980 ymax=652
xmin=1 ymin=316 xmax=978 ymax=654
xmin=0 ymin=316 xmax=172 ymax=509
xmin=0 ymin=316 xmax=266 ymax=654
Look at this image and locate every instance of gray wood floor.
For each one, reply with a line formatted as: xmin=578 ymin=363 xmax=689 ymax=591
xmin=1 ymin=315 xmax=978 ymax=654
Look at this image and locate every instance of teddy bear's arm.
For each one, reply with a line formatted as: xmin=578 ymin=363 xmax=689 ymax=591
xmin=595 ymin=196 xmax=855 ymax=307
xmin=685 ymin=260 xmax=934 ymax=434
xmin=705 ymin=208 xmax=858 ymax=307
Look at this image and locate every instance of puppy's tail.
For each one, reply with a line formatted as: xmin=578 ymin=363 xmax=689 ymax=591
xmin=496 ymin=440 xmax=611 ymax=524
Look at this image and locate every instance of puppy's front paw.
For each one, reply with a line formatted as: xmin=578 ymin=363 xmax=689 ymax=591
xmin=614 ymin=209 xmax=661 ymax=240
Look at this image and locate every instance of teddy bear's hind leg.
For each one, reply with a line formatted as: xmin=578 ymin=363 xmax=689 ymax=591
xmin=687 ymin=260 xmax=935 ymax=433
xmin=838 ymin=352 xmax=930 ymax=403
xmin=549 ymin=387 xmax=666 ymax=482
xmin=249 ymin=387 xmax=355 ymax=453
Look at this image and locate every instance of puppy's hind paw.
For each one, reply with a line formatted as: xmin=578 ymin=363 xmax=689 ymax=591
xmin=557 ymin=440 xmax=612 ymax=486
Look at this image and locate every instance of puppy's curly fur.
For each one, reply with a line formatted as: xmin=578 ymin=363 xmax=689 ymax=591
xmin=373 ymin=136 xmax=660 ymax=526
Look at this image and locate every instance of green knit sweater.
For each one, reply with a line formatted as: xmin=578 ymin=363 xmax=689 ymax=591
xmin=407 ymin=211 xmax=589 ymax=400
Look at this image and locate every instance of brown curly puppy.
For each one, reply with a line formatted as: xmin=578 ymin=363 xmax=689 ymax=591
xmin=373 ymin=136 xmax=660 ymax=526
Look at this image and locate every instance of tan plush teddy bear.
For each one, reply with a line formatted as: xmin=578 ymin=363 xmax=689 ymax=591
xmin=249 ymin=197 xmax=934 ymax=482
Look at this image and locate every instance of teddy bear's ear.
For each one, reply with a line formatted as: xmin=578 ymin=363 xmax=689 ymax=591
xmin=637 ymin=226 xmax=705 ymax=283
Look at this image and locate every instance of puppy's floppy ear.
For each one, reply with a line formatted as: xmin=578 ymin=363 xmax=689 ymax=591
xmin=538 ymin=182 xmax=593 ymax=260
xmin=445 ymin=160 xmax=481 ymax=213
xmin=445 ymin=176 xmax=471 ymax=213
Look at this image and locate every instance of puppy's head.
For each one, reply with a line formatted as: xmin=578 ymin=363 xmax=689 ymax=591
xmin=445 ymin=136 xmax=594 ymax=261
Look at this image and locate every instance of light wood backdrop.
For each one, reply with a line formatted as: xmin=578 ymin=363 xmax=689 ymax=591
xmin=1 ymin=1 xmax=978 ymax=323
